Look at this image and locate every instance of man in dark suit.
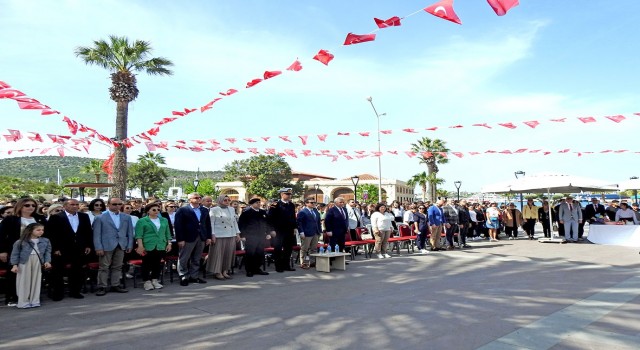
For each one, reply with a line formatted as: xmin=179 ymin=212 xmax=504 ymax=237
xmin=324 ymin=197 xmax=349 ymax=253
xmin=296 ymin=197 xmax=322 ymax=269
xmin=174 ymin=192 xmax=211 ymax=286
xmin=584 ymin=198 xmax=606 ymax=223
xmin=267 ymin=188 xmax=297 ymax=273
xmin=93 ymin=197 xmax=134 ymax=296
xmin=45 ymin=199 xmax=93 ymax=300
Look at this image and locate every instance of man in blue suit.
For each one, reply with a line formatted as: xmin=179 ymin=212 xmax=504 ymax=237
xmin=93 ymin=197 xmax=134 ymax=296
xmin=174 ymin=192 xmax=212 ymax=286
xmin=324 ymin=197 xmax=349 ymax=252
xmin=297 ymin=197 xmax=322 ymax=269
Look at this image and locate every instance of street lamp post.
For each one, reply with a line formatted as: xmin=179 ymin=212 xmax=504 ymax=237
xmin=454 ymin=181 xmax=462 ymax=201
xmin=366 ymin=96 xmax=386 ymax=201
xmin=314 ymin=184 xmax=320 ymax=203
xmin=514 ymin=170 xmax=525 ymax=210
xmin=193 ymin=167 xmax=200 ymax=193
xmin=351 ymin=175 xmax=360 ymax=202
xmin=631 ymin=176 xmax=639 ymax=204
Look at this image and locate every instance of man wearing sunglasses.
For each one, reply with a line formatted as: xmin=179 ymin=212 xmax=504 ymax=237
xmin=93 ymin=197 xmax=134 ymax=296
xmin=174 ymin=192 xmax=212 ymax=286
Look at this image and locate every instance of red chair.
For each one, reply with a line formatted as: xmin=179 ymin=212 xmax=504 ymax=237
xmin=344 ymin=229 xmax=371 ymax=260
xmin=355 ymin=227 xmax=376 ymax=258
xmin=233 ymin=249 xmax=246 ymax=273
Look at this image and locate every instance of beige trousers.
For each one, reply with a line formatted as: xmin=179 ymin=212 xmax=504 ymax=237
xmin=16 ymin=254 xmax=42 ymax=308
xmin=206 ymin=237 xmax=236 ymax=274
xmin=300 ymin=235 xmax=319 ymax=264
xmin=374 ymin=230 xmax=392 ymax=254
xmin=430 ymin=225 xmax=443 ymax=249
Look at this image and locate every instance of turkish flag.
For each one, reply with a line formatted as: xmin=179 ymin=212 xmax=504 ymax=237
xmin=523 ymin=121 xmax=540 ymax=128
xmin=578 ymin=117 xmax=596 ymax=123
xmin=284 ymin=149 xmax=297 ymax=158
xmin=402 ymin=128 xmax=418 ymax=133
xmin=102 ymin=153 xmax=114 ymax=174
xmin=287 ymin=60 xmax=303 ymax=71
xmin=337 ymin=132 xmax=350 ymax=136
xmin=313 ymin=49 xmax=335 ymax=66
xmin=63 ymin=116 xmax=78 ymax=135
xmin=18 ymin=102 xmax=50 ymax=110
xmin=317 ymin=134 xmax=327 ymax=141
xmin=28 ymin=132 xmax=43 ymax=142
xmin=246 ymin=79 xmax=263 ymax=88
xmin=498 ymin=122 xmax=517 ymax=129
xmin=229 ymin=147 xmax=243 ymax=153
xmin=380 ymin=130 xmax=392 ymax=134
xmin=487 ymin=0 xmax=519 ymax=16
xmin=606 ymin=115 xmax=625 ymax=123
xmin=57 ymin=147 xmax=65 ymax=157
xmin=473 ymin=123 xmax=492 ymax=129
xmin=388 ymin=151 xmax=398 ymax=155
xmin=374 ymin=16 xmax=401 ymax=28
xmin=265 ymin=148 xmax=276 ymax=155
xmin=145 ymin=142 xmax=157 ymax=151
xmin=279 ymin=136 xmax=292 ymax=142
xmin=452 ymin=152 xmax=464 ymax=158
xmin=298 ymin=135 xmax=308 ymax=145
xmin=8 ymin=129 xmax=22 ymax=141
xmin=0 ymin=81 xmax=10 ymax=89
xmin=248 ymin=148 xmax=259 ymax=154
xmin=426 ymin=127 xmax=438 ymax=131
xmin=358 ymin=132 xmax=370 ymax=137
xmin=12 ymin=97 xmax=41 ymax=103
xmin=220 ymin=89 xmax=238 ymax=96
xmin=302 ymin=150 xmax=312 ymax=156
xmin=343 ymin=33 xmax=376 ymax=45
xmin=0 ymin=89 xmax=25 ymax=98
xmin=138 ymin=133 xmax=151 ymax=141
xmin=261 ymin=136 xmax=271 ymax=142
xmin=225 ymin=138 xmax=237 ymax=144
xmin=201 ymin=98 xmax=222 ymax=112
xmin=147 ymin=127 xmax=160 ymax=136
xmin=337 ymin=150 xmax=348 ymax=155
xmin=405 ymin=151 xmax=417 ymax=158
xmin=243 ymin=138 xmax=257 ymax=143
xmin=41 ymin=109 xmax=59 ymax=115
xmin=263 ymin=70 xmax=282 ymax=79
xmin=550 ymin=118 xmax=566 ymax=122
xmin=424 ymin=0 xmax=462 ymax=25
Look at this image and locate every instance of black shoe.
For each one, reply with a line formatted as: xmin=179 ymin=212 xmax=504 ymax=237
xmin=276 ymin=269 xmax=284 ymax=273
xmin=51 ymin=295 xmax=64 ymax=302
xmin=345 ymin=262 xmax=350 ymax=265
xmin=189 ymin=277 xmax=207 ymax=284
xmin=256 ymin=270 xmax=269 ymax=275
xmin=69 ymin=293 xmax=84 ymax=299
xmin=180 ymin=277 xmax=189 ymax=286
xmin=246 ymin=272 xmax=254 ymax=277
xmin=110 ymin=286 xmax=128 ymax=293
xmin=96 ymin=288 xmax=107 ymax=296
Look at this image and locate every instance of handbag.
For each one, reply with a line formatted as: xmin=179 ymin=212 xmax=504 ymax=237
xmin=360 ymin=228 xmax=373 ymax=240
xmin=552 ymin=223 xmax=558 ymax=232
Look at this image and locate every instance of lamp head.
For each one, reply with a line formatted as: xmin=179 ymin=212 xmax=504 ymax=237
xmin=366 ymin=96 xmax=372 ymax=102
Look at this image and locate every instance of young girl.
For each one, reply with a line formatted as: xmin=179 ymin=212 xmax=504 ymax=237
xmin=10 ymin=223 xmax=51 ymax=308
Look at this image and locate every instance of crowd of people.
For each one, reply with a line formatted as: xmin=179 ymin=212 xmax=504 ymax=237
xmin=1 ymin=190 xmax=638 ymax=309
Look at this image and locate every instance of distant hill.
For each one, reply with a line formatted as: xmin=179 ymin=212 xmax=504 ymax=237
xmin=0 ymin=156 xmax=225 ymax=182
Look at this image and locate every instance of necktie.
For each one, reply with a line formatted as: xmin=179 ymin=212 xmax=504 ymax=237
xmin=569 ymin=204 xmax=572 ymax=211
xmin=309 ymin=208 xmax=315 ymax=218
xmin=341 ymin=207 xmax=346 ymax=218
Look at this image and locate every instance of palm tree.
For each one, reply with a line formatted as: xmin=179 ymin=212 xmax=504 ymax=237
xmin=138 ymin=152 xmax=166 ymax=165
xmin=410 ymin=137 xmax=450 ymax=202
xmin=407 ymin=172 xmax=429 ymax=201
xmin=75 ymin=36 xmax=173 ymax=199
xmin=81 ymin=159 xmax=104 ymax=198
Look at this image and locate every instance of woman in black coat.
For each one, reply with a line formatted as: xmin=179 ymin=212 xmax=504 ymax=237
xmin=0 ymin=198 xmax=46 ymax=306
xmin=238 ymin=198 xmax=273 ymax=277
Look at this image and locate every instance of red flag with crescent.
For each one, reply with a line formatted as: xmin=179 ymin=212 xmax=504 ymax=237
xmin=343 ymin=33 xmax=376 ymax=45
xmin=263 ymin=71 xmax=282 ymax=80
xmin=102 ymin=153 xmax=115 ymax=175
xmin=374 ymin=16 xmax=401 ymax=28
xmin=424 ymin=0 xmax=462 ymax=25
xmin=287 ymin=60 xmax=303 ymax=72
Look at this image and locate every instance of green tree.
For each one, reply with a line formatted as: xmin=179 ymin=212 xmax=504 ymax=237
xmin=407 ymin=171 xmax=429 ymax=201
xmin=76 ymin=36 xmax=173 ymax=199
xmin=436 ymin=189 xmax=450 ymax=200
xmin=356 ymin=183 xmax=382 ymax=204
xmin=182 ymin=178 xmax=219 ymax=197
xmin=222 ymin=155 xmax=303 ymax=199
xmin=81 ymin=159 xmax=104 ymax=198
xmin=410 ymin=137 xmax=449 ymax=202
xmin=127 ymin=152 xmax=168 ymax=200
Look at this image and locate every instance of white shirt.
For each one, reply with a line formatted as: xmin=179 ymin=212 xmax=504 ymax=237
xmin=469 ymin=210 xmax=477 ymax=222
xmin=65 ymin=210 xmax=79 ymax=232
xmin=107 ymin=210 xmax=120 ymax=229
xmin=150 ymin=217 xmax=161 ymax=229
xmin=371 ymin=211 xmax=394 ymax=231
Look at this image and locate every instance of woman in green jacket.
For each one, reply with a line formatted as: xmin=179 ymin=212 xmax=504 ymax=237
xmin=135 ymin=203 xmax=172 ymax=291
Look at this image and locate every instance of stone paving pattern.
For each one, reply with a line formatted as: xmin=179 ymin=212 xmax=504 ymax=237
xmin=2 ymin=230 xmax=639 ymax=350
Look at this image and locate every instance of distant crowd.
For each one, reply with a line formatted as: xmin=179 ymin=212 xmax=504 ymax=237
xmin=1 ymin=191 xmax=638 ymax=309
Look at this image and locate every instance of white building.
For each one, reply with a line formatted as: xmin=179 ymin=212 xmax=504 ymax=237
xmin=215 ymin=172 xmax=414 ymax=204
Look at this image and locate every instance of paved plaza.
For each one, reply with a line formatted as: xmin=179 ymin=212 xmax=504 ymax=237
xmin=2 ymin=230 xmax=640 ymax=350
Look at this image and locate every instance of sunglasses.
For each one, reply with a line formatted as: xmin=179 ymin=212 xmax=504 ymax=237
xmin=148 ymin=208 xmax=160 ymax=212
xmin=307 ymin=202 xmax=316 ymax=204
xmin=192 ymin=196 xmax=202 ymax=199
xmin=23 ymin=204 xmax=36 ymax=208
xmin=110 ymin=203 xmax=123 ymax=206
xmin=167 ymin=206 xmax=177 ymax=208
xmin=94 ymin=203 xmax=104 ymax=206
xmin=418 ymin=207 xmax=425 ymax=209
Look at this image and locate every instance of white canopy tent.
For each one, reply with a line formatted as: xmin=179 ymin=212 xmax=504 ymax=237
xmin=481 ymin=173 xmax=618 ymax=243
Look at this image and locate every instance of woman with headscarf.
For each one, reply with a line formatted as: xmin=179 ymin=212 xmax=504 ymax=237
xmin=206 ymin=195 xmax=241 ymax=280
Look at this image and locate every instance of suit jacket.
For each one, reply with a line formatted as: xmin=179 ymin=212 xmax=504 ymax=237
xmin=442 ymin=205 xmax=459 ymax=225
xmin=457 ymin=206 xmax=471 ymax=225
xmin=93 ymin=211 xmax=134 ymax=251
xmin=267 ymin=200 xmax=297 ymax=233
xmin=45 ymin=211 xmax=93 ymax=256
xmin=174 ymin=205 xmax=212 ymax=243
xmin=134 ymin=216 xmax=172 ymax=251
xmin=297 ymin=207 xmax=322 ymax=237
xmin=503 ymin=208 xmax=523 ymax=227
xmin=160 ymin=211 xmax=175 ymax=237
xmin=324 ymin=206 xmax=349 ymax=236
xmin=584 ymin=203 xmax=605 ymax=221
xmin=0 ymin=214 xmax=47 ymax=255
xmin=558 ymin=202 xmax=582 ymax=222
xmin=238 ymin=208 xmax=272 ymax=241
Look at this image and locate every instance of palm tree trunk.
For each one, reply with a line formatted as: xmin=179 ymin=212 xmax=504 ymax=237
xmin=421 ymin=184 xmax=427 ymax=201
xmin=113 ymin=101 xmax=128 ymax=200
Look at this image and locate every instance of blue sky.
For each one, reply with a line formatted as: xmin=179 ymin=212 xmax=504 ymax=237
xmin=1 ymin=0 xmax=639 ymax=193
